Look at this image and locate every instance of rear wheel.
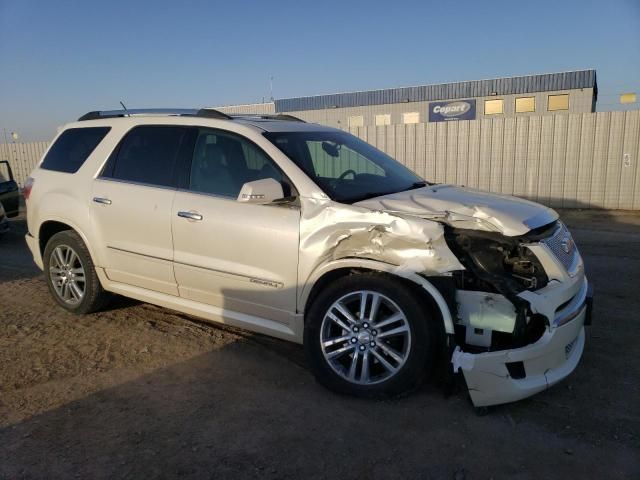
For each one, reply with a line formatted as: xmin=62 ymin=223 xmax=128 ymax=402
xmin=44 ymin=230 xmax=110 ymax=314
xmin=304 ymin=273 xmax=435 ymax=397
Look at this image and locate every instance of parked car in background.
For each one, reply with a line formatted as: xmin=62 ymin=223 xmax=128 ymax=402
xmin=0 ymin=160 xmax=20 ymax=219
xmin=0 ymin=201 xmax=8 ymax=234
xmin=24 ymin=108 xmax=592 ymax=408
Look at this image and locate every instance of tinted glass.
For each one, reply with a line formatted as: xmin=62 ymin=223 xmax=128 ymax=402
xmin=264 ymin=131 xmax=424 ymax=203
xmin=0 ymin=163 xmax=9 ymax=182
xmin=306 ymin=139 xmax=384 ymax=179
xmin=189 ymin=129 xmax=287 ymax=198
xmin=41 ymin=127 xmax=110 ymax=173
xmin=110 ymin=126 xmax=188 ymax=187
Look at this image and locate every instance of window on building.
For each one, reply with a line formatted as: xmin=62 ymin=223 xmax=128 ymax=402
xmin=403 ymin=112 xmax=420 ymax=124
xmin=375 ymin=114 xmax=391 ymax=126
xmin=515 ymin=97 xmax=536 ymax=113
xmin=620 ymin=93 xmax=637 ymax=104
xmin=548 ymin=94 xmax=569 ymax=111
xmin=348 ymin=116 xmax=364 ymax=128
xmin=484 ymin=99 xmax=504 ymax=115
xmin=41 ymin=127 xmax=111 ymax=173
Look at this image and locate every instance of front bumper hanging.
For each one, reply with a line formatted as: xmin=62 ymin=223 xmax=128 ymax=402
xmin=452 ymin=278 xmax=592 ymax=407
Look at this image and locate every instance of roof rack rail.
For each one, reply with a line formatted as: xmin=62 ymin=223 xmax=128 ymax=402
xmin=77 ymin=108 xmax=232 ymax=121
xmin=195 ymin=108 xmax=233 ymax=120
xmin=230 ymin=114 xmax=306 ymax=123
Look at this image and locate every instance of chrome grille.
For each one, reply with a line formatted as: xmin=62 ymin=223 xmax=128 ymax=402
xmin=541 ymin=222 xmax=577 ymax=273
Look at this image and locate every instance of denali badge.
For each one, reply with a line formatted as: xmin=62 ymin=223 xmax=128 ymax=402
xmin=250 ymin=278 xmax=283 ymax=289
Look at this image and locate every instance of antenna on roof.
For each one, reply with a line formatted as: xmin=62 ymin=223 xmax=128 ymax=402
xmin=269 ymin=76 xmax=274 ymax=102
xmin=119 ymin=101 xmax=128 ymax=111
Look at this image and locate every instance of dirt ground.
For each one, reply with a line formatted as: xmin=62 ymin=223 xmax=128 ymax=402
xmin=1 ymin=209 xmax=639 ymax=479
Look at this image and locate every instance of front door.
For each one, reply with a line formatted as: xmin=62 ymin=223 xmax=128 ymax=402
xmin=171 ymin=128 xmax=300 ymax=326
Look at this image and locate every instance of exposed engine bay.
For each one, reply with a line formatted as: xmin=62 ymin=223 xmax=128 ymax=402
xmin=443 ymin=220 xmax=559 ymax=352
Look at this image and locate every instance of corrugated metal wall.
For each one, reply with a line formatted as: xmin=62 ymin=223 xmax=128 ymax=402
xmin=275 ymin=70 xmax=596 ymax=112
xmin=285 ymin=88 xmax=596 ymax=128
xmin=2 ymin=110 xmax=639 ymax=209
xmin=0 ymin=141 xmax=49 ymax=187
xmin=215 ymin=102 xmax=276 ymax=114
xmin=343 ymin=110 xmax=639 ymax=210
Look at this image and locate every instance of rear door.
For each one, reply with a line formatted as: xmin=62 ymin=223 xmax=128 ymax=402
xmin=171 ymin=128 xmax=300 ymax=325
xmin=91 ymin=125 xmax=193 ymax=296
xmin=0 ymin=160 xmax=20 ymax=217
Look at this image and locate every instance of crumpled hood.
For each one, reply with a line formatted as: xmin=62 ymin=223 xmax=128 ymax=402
xmin=354 ymin=184 xmax=558 ymax=237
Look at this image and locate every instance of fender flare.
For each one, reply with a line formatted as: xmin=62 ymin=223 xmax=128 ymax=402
xmin=37 ymin=215 xmax=99 ymax=266
xmin=300 ymin=258 xmax=456 ymax=334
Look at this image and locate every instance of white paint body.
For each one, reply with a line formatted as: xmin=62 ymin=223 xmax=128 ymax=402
xmin=25 ymin=114 xmax=588 ymax=407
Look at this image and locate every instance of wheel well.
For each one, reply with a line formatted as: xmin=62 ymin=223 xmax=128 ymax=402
xmin=39 ymin=221 xmax=73 ymax=254
xmin=304 ymin=267 xmax=355 ymax=315
xmin=304 ymin=268 xmax=445 ymax=329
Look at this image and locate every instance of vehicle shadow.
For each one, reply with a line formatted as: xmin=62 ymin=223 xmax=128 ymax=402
xmin=1 ymin=329 xmax=637 ymax=479
xmin=0 ymin=217 xmax=41 ymax=282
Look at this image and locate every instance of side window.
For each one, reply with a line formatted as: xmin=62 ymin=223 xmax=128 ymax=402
xmin=306 ymin=140 xmax=385 ymax=179
xmin=41 ymin=127 xmax=110 ymax=173
xmin=107 ymin=126 xmax=188 ymax=187
xmin=0 ymin=162 xmax=9 ymax=182
xmin=188 ymin=129 xmax=288 ymax=198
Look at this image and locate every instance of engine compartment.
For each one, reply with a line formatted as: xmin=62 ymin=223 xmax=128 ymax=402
xmin=443 ymin=221 xmax=557 ymax=351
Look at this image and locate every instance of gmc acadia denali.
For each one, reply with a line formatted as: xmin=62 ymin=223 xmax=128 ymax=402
xmin=25 ymin=108 xmax=592 ymax=407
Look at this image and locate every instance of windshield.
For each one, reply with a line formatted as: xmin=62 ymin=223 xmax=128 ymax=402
xmin=264 ymin=131 xmax=425 ymax=203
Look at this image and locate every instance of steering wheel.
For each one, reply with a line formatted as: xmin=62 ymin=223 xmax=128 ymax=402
xmin=338 ymin=169 xmax=357 ymax=181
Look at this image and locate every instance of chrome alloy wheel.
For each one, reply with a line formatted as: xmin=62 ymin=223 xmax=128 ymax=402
xmin=49 ymin=245 xmax=86 ymax=305
xmin=320 ymin=291 xmax=412 ymax=385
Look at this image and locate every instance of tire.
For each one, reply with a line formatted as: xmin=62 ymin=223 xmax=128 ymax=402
xmin=304 ymin=273 xmax=435 ymax=397
xmin=43 ymin=230 xmax=110 ymax=314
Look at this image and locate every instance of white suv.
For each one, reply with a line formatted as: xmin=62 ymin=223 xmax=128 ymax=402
xmin=25 ymin=108 xmax=592 ymax=407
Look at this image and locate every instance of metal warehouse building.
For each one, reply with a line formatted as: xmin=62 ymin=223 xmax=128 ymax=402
xmin=217 ymin=69 xmax=597 ymax=128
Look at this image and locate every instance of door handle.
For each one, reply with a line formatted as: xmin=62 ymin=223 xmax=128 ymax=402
xmin=93 ymin=197 xmax=112 ymax=205
xmin=177 ymin=211 xmax=203 ymax=221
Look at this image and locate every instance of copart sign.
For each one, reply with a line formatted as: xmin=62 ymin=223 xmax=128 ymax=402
xmin=429 ymin=99 xmax=476 ymax=122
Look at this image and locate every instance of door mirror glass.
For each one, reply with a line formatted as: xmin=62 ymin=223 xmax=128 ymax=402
xmin=237 ymin=178 xmax=284 ymax=204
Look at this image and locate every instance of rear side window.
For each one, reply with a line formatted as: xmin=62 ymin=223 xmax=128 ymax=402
xmin=104 ymin=126 xmax=190 ymax=188
xmin=41 ymin=127 xmax=111 ymax=173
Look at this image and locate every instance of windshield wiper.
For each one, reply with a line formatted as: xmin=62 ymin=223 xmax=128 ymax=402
xmin=409 ymin=181 xmax=428 ymax=189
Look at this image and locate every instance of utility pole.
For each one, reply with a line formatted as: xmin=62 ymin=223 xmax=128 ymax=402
xmin=2 ymin=129 xmax=8 ymax=162
xmin=270 ymin=76 xmax=274 ymax=102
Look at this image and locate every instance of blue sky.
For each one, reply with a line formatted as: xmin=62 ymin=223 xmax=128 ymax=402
xmin=1 ymin=0 xmax=639 ymax=141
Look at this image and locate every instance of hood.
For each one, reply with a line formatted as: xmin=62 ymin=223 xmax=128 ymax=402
xmin=354 ymin=184 xmax=558 ymax=237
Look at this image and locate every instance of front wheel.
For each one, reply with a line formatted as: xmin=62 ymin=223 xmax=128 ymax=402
xmin=304 ymin=274 xmax=435 ymax=397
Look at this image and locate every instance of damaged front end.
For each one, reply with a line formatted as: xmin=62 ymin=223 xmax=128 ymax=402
xmin=299 ymin=190 xmax=590 ymax=407
xmin=443 ymin=220 xmax=591 ymax=407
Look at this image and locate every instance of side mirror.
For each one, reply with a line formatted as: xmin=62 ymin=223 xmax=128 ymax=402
xmin=237 ymin=178 xmax=284 ymax=204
